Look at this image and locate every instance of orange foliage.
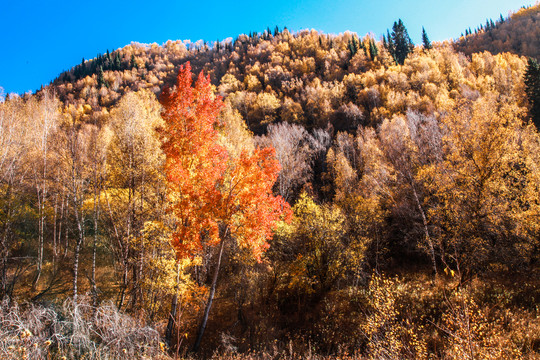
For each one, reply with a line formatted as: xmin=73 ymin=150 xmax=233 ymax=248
xmin=160 ymin=62 xmax=289 ymax=261
xmin=160 ymin=62 xmax=228 ymax=258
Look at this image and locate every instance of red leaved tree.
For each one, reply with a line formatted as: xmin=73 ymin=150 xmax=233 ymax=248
xmin=160 ymin=62 xmax=290 ymax=352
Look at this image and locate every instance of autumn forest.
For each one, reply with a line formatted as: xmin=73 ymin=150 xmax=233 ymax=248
xmin=1 ymin=4 xmax=540 ymax=359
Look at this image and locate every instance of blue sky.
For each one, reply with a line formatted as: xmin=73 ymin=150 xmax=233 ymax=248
xmin=0 ymin=0 xmax=531 ymax=95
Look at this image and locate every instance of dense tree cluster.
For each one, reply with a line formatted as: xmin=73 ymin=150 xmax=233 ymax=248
xmin=455 ymin=4 xmax=540 ymax=59
xmin=525 ymin=57 xmax=540 ymax=128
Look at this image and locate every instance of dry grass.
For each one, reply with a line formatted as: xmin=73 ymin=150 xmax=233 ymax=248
xmin=0 ymin=296 xmax=169 ymax=359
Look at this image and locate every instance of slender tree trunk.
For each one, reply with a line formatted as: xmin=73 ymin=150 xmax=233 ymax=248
xmin=118 ymin=258 xmax=128 ymax=309
xmin=131 ymin=263 xmax=138 ymax=310
xmin=58 ymin=194 xmax=66 ymax=259
xmin=0 ymin=183 xmax=12 ymax=300
xmin=33 ymin=121 xmax=50 ymax=291
xmin=73 ymin=235 xmax=82 ymax=301
xmin=52 ymin=193 xmax=58 ymax=268
xmin=73 ymin=198 xmax=84 ymax=302
xmin=32 ymin=196 xmax=44 ymax=291
xmin=411 ymin=181 xmax=437 ymax=277
xmin=91 ymin=190 xmax=99 ymax=307
xmin=166 ymin=261 xmax=182 ymax=346
xmin=0 ymin=230 xmax=6 ymax=300
xmin=64 ymin=222 xmax=69 ymax=259
xmin=1 ymin=226 xmax=9 ymax=301
xmin=193 ymin=231 xmax=227 ymax=353
xmin=131 ymin=240 xmax=144 ymax=311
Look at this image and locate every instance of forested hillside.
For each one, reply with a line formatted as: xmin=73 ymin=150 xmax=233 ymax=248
xmin=1 ymin=4 xmax=540 ymax=359
xmin=454 ymin=3 xmax=540 ymax=59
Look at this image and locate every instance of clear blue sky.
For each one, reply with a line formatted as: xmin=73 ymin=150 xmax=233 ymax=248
xmin=0 ymin=0 xmax=531 ymax=95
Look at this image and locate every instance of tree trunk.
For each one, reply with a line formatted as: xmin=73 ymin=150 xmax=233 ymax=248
xmin=193 ymin=232 xmax=227 ymax=353
xmin=0 ymin=184 xmax=12 ymax=300
xmin=72 ymin=173 xmax=85 ymax=302
xmin=73 ymin=200 xmax=85 ymax=302
xmin=52 ymin=193 xmax=58 ymax=269
xmin=118 ymin=260 xmax=128 ymax=310
xmin=411 ymin=182 xmax=437 ymax=277
xmin=32 ymin=199 xmax=44 ymax=291
xmin=166 ymin=261 xmax=182 ymax=346
xmin=91 ymin=191 xmax=99 ymax=307
xmin=73 ymin=236 xmax=82 ymax=301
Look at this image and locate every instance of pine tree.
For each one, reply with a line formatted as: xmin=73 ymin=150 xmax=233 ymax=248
xmin=97 ymin=65 xmax=105 ymax=88
xmin=524 ymin=57 xmax=540 ymax=129
xmin=422 ymin=27 xmax=432 ymax=50
xmin=369 ymin=39 xmax=378 ymax=60
xmin=130 ymin=54 xmax=137 ymax=69
xmin=385 ymin=29 xmax=396 ymax=62
xmin=105 ymin=50 xmax=111 ymax=70
xmin=114 ymin=52 xmax=121 ymax=70
xmin=348 ymin=36 xmax=359 ymax=58
xmin=389 ymin=19 xmax=414 ymax=65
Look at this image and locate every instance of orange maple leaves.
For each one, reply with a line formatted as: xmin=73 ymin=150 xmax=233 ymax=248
xmin=160 ymin=62 xmax=290 ymax=260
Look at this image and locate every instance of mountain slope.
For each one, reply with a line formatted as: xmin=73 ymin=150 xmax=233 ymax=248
xmin=454 ymin=4 xmax=540 ymax=59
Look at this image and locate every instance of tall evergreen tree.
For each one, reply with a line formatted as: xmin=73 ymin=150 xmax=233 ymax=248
xmin=389 ymin=19 xmax=414 ymax=65
xmin=369 ymin=39 xmax=378 ymax=60
xmin=348 ymin=36 xmax=359 ymax=57
xmin=422 ymin=27 xmax=432 ymax=50
xmin=114 ymin=52 xmax=121 ymax=70
xmin=385 ymin=29 xmax=396 ymax=63
xmin=97 ymin=65 xmax=105 ymax=88
xmin=524 ymin=57 xmax=540 ymax=129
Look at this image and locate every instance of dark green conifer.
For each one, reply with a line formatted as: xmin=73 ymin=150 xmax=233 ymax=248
xmin=348 ymin=36 xmax=359 ymax=57
xmin=106 ymin=50 xmax=111 ymax=69
xmin=369 ymin=39 xmax=378 ymax=60
xmin=114 ymin=52 xmax=121 ymax=70
xmin=422 ymin=27 xmax=432 ymax=50
xmin=97 ymin=66 xmax=105 ymax=88
xmin=524 ymin=57 xmax=540 ymax=129
xmin=385 ymin=29 xmax=395 ymax=58
xmin=389 ymin=19 xmax=413 ymax=65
